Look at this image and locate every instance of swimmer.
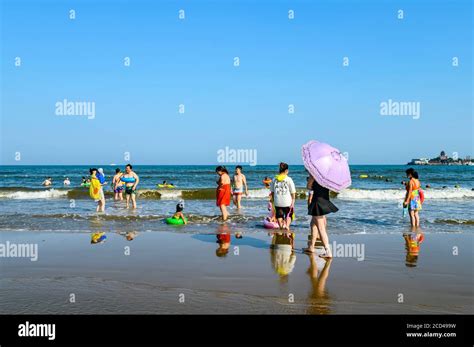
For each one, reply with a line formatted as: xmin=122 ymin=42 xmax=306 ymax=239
xmin=63 ymin=177 xmax=70 ymax=186
xmin=232 ymin=165 xmax=248 ymax=209
xmin=121 ymin=164 xmax=139 ymax=209
xmin=42 ymin=177 xmax=52 ymax=186
xmin=263 ymin=176 xmax=272 ymax=189
xmin=170 ymin=201 xmax=187 ymax=224
xmin=112 ymin=168 xmax=124 ymax=201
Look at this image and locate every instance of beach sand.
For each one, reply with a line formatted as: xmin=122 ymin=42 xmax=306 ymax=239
xmin=0 ymin=230 xmax=472 ymax=314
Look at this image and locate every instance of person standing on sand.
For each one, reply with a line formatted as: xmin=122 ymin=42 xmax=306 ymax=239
xmin=403 ymin=168 xmax=422 ymax=229
xmin=303 ymin=175 xmax=338 ymax=258
xmin=232 ymin=165 xmax=248 ymax=209
xmin=112 ymin=168 xmax=124 ymax=201
xmin=270 ymin=162 xmax=296 ymax=231
xmin=216 ymin=166 xmax=231 ymax=221
xmin=120 ymin=164 xmax=139 ymax=209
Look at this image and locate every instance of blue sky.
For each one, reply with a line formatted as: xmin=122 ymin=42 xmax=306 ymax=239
xmin=1 ymin=0 xmax=472 ymax=165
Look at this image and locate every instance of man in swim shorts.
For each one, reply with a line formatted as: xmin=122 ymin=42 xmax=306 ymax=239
xmin=232 ymin=165 xmax=248 ymax=209
xmin=121 ymin=164 xmax=139 ymax=209
xmin=112 ymin=168 xmax=124 ymax=201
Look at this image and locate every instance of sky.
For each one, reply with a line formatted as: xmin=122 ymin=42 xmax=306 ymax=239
xmin=1 ymin=0 xmax=472 ymax=165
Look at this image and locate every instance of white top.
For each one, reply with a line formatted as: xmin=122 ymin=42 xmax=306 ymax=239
xmin=270 ymin=176 xmax=296 ymax=207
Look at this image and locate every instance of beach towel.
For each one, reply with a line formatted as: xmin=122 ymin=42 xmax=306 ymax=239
xmin=216 ymin=184 xmax=231 ymax=206
xmin=89 ymin=177 xmax=102 ymax=200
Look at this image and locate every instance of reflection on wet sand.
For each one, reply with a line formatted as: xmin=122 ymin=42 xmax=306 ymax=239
xmin=215 ymin=223 xmax=231 ymax=257
xmin=90 ymin=231 xmax=107 ymax=244
xmin=403 ymin=231 xmax=425 ymax=267
xmin=269 ymin=232 xmax=296 ymax=281
xmin=90 ymin=218 xmax=106 ymax=244
xmin=306 ymin=254 xmax=332 ymax=314
xmin=119 ymin=231 xmax=138 ymax=241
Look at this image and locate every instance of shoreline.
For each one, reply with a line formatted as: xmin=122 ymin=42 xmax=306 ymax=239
xmin=1 ymin=231 xmax=472 ymax=314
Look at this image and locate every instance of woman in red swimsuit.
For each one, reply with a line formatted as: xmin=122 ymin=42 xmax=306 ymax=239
xmin=216 ymin=166 xmax=231 ymax=221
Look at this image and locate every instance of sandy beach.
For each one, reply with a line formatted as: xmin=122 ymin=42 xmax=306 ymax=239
xmin=1 ymin=230 xmax=472 ymax=314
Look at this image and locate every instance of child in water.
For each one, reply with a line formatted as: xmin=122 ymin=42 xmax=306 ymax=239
xmin=263 ymin=176 xmax=272 ymax=189
xmin=265 ymin=201 xmax=277 ymax=223
xmin=171 ymin=201 xmax=187 ymax=224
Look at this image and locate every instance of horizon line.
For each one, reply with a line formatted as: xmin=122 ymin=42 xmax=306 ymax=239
xmin=0 ymin=163 xmax=412 ymax=166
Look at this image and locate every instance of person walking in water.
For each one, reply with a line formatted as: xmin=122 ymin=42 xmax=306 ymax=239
xmin=232 ymin=165 xmax=248 ymax=209
xmin=403 ymin=168 xmax=422 ymax=229
xmin=270 ymin=162 xmax=296 ymax=231
xmin=89 ymin=168 xmax=105 ymax=212
xmin=216 ymin=166 xmax=231 ymax=221
xmin=112 ymin=168 xmax=124 ymax=201
xmin=120 ymin=164 xmax=139 ymax=209
xmin=303 ymin=174 xmax=338 ymax=258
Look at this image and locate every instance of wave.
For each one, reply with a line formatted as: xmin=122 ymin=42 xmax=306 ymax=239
xmin=336 ymin=188 xmax=474 ymax=201
xmin=0 ymin=189 xmax=68 ymax=199
xmin=71 ymin=188 xmax=303 ymax=200
xmin=434 ymin=219 xmax=474 ymax=225
xmin=7 ymin=212 xmax=263 ymax=224
xmin=0 ymin=187 xmax=473 ymax=201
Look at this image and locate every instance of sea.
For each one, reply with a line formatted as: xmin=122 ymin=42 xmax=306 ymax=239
xmin=0 ymin=165 xmax=473 ymax=235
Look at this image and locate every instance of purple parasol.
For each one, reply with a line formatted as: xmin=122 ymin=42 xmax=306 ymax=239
xmin=301 ymin=140 xmax=351 ymax=193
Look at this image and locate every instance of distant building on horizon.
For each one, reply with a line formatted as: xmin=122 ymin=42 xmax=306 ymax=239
xmin=409 ymin=158 xmax=430 ymax=165
xmin=407 ymin=151 xmax=473 ymax=166
xmin=439 ymin=151 xmax=448 ymax=162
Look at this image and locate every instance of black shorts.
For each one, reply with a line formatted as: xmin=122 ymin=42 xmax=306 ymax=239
xmin=125 ymin=186 xmax=136 ymax=195
xmin=275 ymin=206 xmax=291 ymax=219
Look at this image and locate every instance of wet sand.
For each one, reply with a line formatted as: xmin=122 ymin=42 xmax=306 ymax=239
xmin=0 ymin=230 xmax=472 ymax=314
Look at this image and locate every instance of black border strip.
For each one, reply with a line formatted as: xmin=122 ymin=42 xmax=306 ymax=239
xmin=0 ymin=314 xmax=472 ymax=345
